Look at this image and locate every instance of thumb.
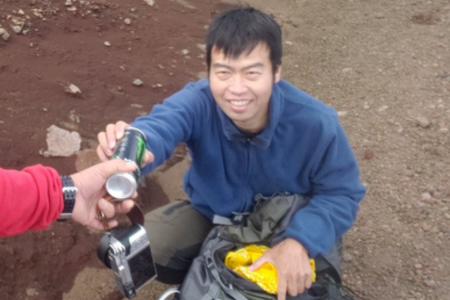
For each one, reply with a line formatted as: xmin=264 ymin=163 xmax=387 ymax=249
xmin=249 ymin=254 xmax=269 ymax=272
xmin=143 ymin=150 xmax=154 ymax=166
xmin=98 ymin=159 xmax=137 ymax=177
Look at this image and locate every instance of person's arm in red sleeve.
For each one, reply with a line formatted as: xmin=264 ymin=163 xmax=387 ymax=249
xmin=0 ymin=159 xmax=138 ymax=237
xmin=0 ymin=165 xmax=62 ymax=236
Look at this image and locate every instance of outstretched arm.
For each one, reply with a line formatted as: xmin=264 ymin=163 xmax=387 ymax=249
xmin=0 ymin=159 xmax=138 ymax=237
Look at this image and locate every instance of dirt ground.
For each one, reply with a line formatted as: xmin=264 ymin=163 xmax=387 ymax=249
xmin=1 ymin=0 xmax=449 ymax=300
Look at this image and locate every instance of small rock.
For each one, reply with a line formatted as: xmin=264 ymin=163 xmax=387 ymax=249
xmin=64 ymin=83 xmax=82 ymax=96
xmin=196 ymin=44 xmax=206 ymax=52
xmin=143 ymin=0 xmax=155 ymax=6
xmin=403 ymin=169 xmax=414 ymax=177
xmin=414 ymin=264 xmax=423 ymax=269
xmin=0 ymin=28 xmax=10 ymax=41
xmin=133 ymin=79 xmax=144 ymax=86
xmin=26 ymin=288 xmax=39 ymax=297
xmin=104 ymin=41 xmax=111 ymax=47
xmin=343 ymin=253 xmax=353 ymax=262
xmin=342 ymin=67 xmax=353 ymax=73
xmin=124 ymin=18 xmax=131 ymax=25
xmin=40 ymin=125 xmax=81 ymax=157
xmin=337 ymin=111 xmax=348 ymax=117
xmin=424 ymin=279 xmax=436 ymax=288
xmin=421 ymin=192 xmax=432 ymax=200
xmin=65 ymin=0 xmax=73 ymax=6
xmin=377 ymin=105 xmax=389 ymax=112
xmin=422 ymin=223 xmax=432 ymax=231
xmin=181 ymin=49 xmax=190 ymax=55
xmin=364 ymin=149 xmax=375 ymax=160
xmin=415 ymin=116 xmax=430 ymax=128
xmin=285 ymin=41 xmax=293 ymax=46
xmin=10 ymin=25 xmax=23 ymax=34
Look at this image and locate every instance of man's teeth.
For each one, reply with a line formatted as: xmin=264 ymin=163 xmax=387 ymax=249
xmin=230 ymin=101 xmax=249 ymax=106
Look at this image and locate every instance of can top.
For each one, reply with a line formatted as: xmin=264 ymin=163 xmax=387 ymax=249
xmin=127 ymin=126 xmax=147 ymax=142
xmin=106 ymin=172 xmax=137 ymax=200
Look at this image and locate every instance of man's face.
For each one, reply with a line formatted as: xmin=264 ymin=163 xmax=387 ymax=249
xmin=209 ymin=43 xmax=281 ymax=133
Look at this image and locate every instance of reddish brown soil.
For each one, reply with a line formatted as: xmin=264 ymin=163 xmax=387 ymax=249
xmin=0 ymin=0 xmax=229 ymax=299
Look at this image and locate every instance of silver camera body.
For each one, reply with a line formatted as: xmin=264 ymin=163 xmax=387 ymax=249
xmin=98 ymin=223 xmax=157 ymax=299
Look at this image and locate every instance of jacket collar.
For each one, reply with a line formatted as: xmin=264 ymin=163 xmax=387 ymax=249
xmin=214 ymin=81 xmax=284 ymax=149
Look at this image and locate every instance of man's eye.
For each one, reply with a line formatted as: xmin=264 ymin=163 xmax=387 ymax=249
xmin=247 ymin=71 xmax=260 ymax=77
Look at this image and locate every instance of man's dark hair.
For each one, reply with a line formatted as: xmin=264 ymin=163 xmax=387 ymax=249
xmin=206 ymin=7 xmax=282 ymax=74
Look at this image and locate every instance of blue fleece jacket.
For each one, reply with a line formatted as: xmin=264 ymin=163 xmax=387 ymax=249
xmin=131 ymin=78 xmax=366 ymax=257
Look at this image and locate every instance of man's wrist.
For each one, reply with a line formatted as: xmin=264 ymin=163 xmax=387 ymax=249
xmin=58 ymin=175 xmax=78 ymax=220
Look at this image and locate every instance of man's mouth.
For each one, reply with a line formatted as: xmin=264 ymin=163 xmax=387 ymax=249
xmin=228 ymin=99 xmax=251 ymax=112
xmin=230 ymin=100 xmax=251 ymax=106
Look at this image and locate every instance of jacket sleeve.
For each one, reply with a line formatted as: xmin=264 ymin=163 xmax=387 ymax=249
xmin=131 ymin=82 xmax=209 ymax=175
xmin=0 ymin=165 xmax=63 ymax=237
xmin=284 ymin=120 xmax=366 ymax=257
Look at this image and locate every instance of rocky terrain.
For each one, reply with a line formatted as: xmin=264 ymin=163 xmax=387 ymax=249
xmin=1 ymin=0 xmax=449 ymax=300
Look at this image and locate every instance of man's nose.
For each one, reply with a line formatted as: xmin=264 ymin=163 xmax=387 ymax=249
xmin=228 ymin=75 xmax=248 ymax=94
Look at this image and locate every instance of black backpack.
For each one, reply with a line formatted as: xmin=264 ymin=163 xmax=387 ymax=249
xmin=176 ymin=193 xmax=351 ymax=300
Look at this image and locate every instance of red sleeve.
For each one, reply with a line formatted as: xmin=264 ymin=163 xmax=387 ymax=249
xmin=0 ymin=164 xmax=63 ymax=237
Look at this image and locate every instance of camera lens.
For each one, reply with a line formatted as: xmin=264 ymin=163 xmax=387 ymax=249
xmin=97 ymin=233 xmax=112 ymax=268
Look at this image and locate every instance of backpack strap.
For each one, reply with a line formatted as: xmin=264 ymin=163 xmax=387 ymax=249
xmin=213 ymin=212 xmax=251 ymax=226
xmin=200 ymin=282 xmax=221 ymax=300
xmin=204 ymin=250 xmax=248 ymax=300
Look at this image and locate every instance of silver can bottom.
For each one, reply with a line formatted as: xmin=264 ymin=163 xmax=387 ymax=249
xmin=106 ymin=172 xmax=137 ymax=200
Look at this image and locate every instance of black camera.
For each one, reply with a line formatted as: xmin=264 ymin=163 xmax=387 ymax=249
xmin=97 ymin=223 xmax=157 ymax=299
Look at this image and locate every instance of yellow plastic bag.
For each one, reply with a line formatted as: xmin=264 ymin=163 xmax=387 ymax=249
xmin=224 ymin=245 xmax=316 ymax=295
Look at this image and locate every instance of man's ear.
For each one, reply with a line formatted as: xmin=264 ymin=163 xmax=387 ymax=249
xmin=274 ymin=65 xmax=282 ymax=83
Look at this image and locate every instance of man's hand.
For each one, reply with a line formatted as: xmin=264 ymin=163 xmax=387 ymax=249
xmin=96 ymin=120 xmax=154 ymax=165
xmin=250 ymin=238 xmax=312 ymax=300
xmin=70 ymin=159 xmax=138 ymax=230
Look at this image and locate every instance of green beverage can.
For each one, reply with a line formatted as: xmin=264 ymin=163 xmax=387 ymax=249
xmin=106 ymin=127 xmax=146 ymax=200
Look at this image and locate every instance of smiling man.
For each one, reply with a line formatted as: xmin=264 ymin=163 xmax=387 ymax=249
xmin=97 ymin=7 xmax=365 ymax=300
xmin=209 ymin=43 xmax=281 ymax=134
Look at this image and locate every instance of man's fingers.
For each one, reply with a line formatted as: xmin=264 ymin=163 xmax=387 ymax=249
xmin=96 ymin=145 xmax=110 ymax=162
xmin=249 ymin=253 xmax=269 ymax=271
xmin=98 ymin=159 xmax=137 ymax=178
xmin=115 ymin=121 xmax=129 ymax=140
xmin=305 ymin=275 xmax=312 ymax=289
xmin=97 ymin=132 xmax=113 ymax=158
xmin=98 ymin=198 xmax=115 ymax=219
xmin=106 ymin=124 xmax=118 ymax=150
xmin=143 ymin=150 xmax=154 ymax=166
xmin=288 ymin=276 xmax=302 ymax=296
xmin=114 ymin=200 xmax=135 ymax=214
xmin=287 ymin=282 xmax=299 ymax=297
xmin=277 ymin=280 xmax=287 ymax=300
xmin=88 ymin=218 xmax=118 ymax=231
xmin=106 ymin=219 xmax=119 ymax=229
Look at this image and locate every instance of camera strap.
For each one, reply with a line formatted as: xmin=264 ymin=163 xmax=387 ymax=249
xmin=126 ymin=203 xmax=145 ymax=225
